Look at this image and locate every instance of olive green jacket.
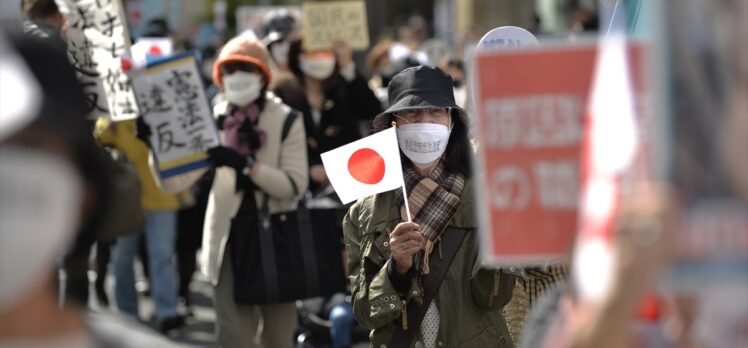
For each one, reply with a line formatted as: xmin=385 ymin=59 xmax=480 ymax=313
xmin=343 ymin=179 xmax=517 ymax=347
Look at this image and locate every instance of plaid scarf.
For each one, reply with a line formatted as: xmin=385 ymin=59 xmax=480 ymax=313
xmin=224 ymin=103 xmax=266 ymax=157
xmin=394 ymin=160 xmax=465 ymax=274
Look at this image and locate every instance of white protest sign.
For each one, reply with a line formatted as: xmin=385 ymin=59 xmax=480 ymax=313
xmin=477 ymin=26 xmax=540 ymax=51
xmin=55 ymin=0 xmax=139 ymax=121
xmin=302 ymin=0 xmax=369 ymax=51
xmin=130 ymin=53 xmax=220 ymax=193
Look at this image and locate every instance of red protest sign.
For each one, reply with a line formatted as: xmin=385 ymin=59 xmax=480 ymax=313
xmin=473 ymin=43 xmax=649 ymax=265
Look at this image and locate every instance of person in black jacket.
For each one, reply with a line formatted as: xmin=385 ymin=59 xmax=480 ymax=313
xmin=272 ymin=38 xmax=382 ymax=198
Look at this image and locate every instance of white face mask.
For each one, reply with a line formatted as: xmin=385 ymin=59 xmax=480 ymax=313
xmin=299 ymin=55 xmax=336 ymax=80
xmin=0 ymin=148 xmax=82 ymax=312
xmin=396 ymin=123 xmax=452 ymax=168
xmin=270 ymin=41 xmax=290 ymax=66
xmin=223 ymin=71 xmax=263 ymax=107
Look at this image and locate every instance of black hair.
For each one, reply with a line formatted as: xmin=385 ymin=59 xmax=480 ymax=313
xmin=143 ymin=18 xmax=170 ymax=37
xmin=396 ymin=109 xmax=472 ymax=178
xmin=21 ymin=0 xmax=59 ymax=20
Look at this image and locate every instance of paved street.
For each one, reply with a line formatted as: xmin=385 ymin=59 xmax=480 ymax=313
xmin=88 ymin=262 xmax=218 ymax=347
xmin=87 ymin=263 xmax=368 ymax=347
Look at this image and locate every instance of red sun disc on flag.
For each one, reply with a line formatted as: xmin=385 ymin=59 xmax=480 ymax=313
xmin=148 ymin=45 xmax=163 ymax=55
xmin=347 ymin=148 xmax=386 ymax=184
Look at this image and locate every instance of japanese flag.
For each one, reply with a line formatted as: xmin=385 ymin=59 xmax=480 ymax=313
xmin=321 ymin=127 xmax=404 ymax=204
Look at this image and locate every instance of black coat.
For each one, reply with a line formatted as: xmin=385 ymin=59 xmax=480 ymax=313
xmin=273 ymin=70 xmax=382 ymax=193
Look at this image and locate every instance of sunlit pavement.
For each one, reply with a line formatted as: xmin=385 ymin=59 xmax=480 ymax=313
xmin=87 ymin=264 xmax=369 ymax=347
xmin=87 ymin=263 xmax=218 ymax=347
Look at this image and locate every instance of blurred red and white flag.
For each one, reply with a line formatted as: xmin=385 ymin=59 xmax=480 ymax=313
xmin=321 ymin=127 xmax=404 ymax=204
xmin=574 ymin=36 xmax=640 ymax=301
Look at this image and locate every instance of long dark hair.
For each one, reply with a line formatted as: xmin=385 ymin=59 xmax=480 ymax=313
xmin=397 ymin=109 xmax=473 ymax=178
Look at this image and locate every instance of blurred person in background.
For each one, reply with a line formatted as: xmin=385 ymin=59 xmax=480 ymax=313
xmin=0 ymin=32 xmax=181 ymax=348
xmin=201 ymin=34 xmax=308 ymax=348
xmin=365 ymin=39 xmax=425 ymax=110
xmin=260 ymin=8 xmax=299 ymax=74
xmin=20 ymin=0 xmax=66 ymax=53
xmin=200 ymin=45 xmax=222 ymax=105
xmin=438 ymin=57 xmax=467 ymax=109
xmin=569 ymin=7 xmax=599 ymax=37
xmin=19 ymin=0 xmax=144 ymax=311
xmin=95 ymin=118 xmax=185 ymax=334
xmin=272 ymin=37 xmax=382 ymax=200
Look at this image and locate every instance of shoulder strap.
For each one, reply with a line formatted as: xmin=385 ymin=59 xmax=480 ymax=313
xmin=254 ymin=108 xmax=302 ymax=303
xmin=390 ymin=227 xmax=470 ymax=348
xmin=281 ymin=109 xmax=299 ymax=142
xmin=254 ymin=109 xmax=299 ymax=303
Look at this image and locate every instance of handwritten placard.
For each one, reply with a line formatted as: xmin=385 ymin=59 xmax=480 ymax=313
xmin=56 ymin=0 xmax=139 ymax=121
xmin=130 ymin=53 xmax=219 ymax=192
xmin=302 ymin=0 xmax=369 ymax=51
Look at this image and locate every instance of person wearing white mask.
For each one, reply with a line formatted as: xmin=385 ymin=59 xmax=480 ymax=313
xmin=202 ymin=35 xmax=308 ymax=348
xmin=260 ymin=8 xmax=298 ymax=73
xmin=272 ymin=37 xmax=382 ymax=200
xmin=342 ymin=66 xmax=517 ymax=348
xmin=0 ymin=33 xmax=179 ymax=348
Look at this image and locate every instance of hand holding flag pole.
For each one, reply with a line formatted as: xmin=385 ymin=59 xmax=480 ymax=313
xmin=321 ymin=123 xmax=423 ymax=271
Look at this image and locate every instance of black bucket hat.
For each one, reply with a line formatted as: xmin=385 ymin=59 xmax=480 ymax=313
xmin=372 ymin=65 xmax=469 ymax=130
xmin=261 ymin=9 xmax=297 ymax=47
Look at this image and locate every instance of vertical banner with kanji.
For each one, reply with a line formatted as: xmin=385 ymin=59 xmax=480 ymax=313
xmin=55 ymin=0 xmax=139 ymax=121
xmin=473 ymin=42 xmax=649 ymax=266
xmin=130 ymin=52 xmax=219 ymax=193
xmin=302 ymin=0 xmax=369 ymax=51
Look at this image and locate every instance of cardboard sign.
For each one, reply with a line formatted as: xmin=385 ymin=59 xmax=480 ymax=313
xmin=130 ymin=53 xmax=220 ymax=193
xmin=302 ymin=0 xmax=369 ymax=51
xmin=56 ymin=0 xmax=139 ymax=121
xmin=473 ymin=43 xmax=649 ymax=265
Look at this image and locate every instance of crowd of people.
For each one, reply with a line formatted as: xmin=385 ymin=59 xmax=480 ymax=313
xmin=1 ymin=0 xmax=746 ymax=348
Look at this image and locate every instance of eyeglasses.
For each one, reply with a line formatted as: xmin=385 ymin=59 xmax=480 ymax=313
xmin=392 ymin=107 xmax=451 ymax=121
xmin=221 ymin=62 xmax=260 ymax=75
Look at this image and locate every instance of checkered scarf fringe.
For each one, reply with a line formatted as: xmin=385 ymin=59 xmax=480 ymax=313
xmin=521 ymin=265 xmax=568 ymax=305
xmin=395 ymin=160 xmax=465 ymax=274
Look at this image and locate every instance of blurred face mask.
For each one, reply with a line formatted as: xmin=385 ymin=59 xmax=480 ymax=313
xmin=299 ymin=52 xmax=336 ymax=80
xmin=396 ymin=123 xmax=452 ymax=168
xmin=270 ymin=41 xmax=290 ymax=66
xmin=223 ymin=71 xmax=263 ymax=107
xmin=0 ymin=148 xmax=82 ymax=311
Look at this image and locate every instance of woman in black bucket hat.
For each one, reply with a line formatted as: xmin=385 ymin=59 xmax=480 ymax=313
xmin=343 ymin=65 xmax=517 ymax=347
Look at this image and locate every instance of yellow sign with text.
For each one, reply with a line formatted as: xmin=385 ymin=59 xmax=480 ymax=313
xmin=302 ymin=0 xmax=369 ymax=51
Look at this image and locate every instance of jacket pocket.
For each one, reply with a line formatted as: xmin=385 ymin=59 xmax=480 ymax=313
xmin=362 ymin=231 xmax=390 ymax=277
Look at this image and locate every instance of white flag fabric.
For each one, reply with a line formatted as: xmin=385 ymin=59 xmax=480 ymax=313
xmin=321 ymin=127 xmax=404 ymax=204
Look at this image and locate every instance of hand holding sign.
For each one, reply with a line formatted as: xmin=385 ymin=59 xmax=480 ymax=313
xmin=332 ymin=40 xmax=354 ymax=71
